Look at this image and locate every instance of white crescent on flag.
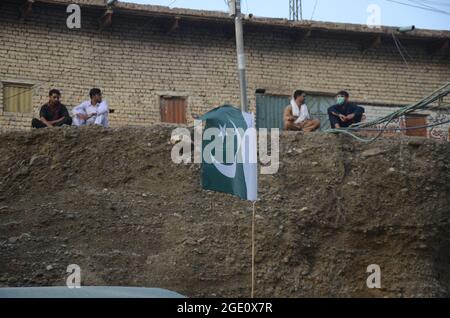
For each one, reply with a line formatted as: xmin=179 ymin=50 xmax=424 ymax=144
xmin=210 ymin=120 xmax=242 ymax=178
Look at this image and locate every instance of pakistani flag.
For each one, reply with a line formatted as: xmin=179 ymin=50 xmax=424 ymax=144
xmin=200 ymin=105 xmax=258 ymax=201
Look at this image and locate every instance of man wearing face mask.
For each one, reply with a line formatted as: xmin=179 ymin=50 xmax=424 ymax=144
xmin=284 ymin=90 xmax=321 ymax=132
xmin=327 ymin=91 xmax=365 ymax=129
xmin=31 ymin=89 xmax=72 ymax=128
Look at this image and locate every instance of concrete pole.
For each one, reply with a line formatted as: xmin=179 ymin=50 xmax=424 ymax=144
xmin=232 ymin=0 xmax=248 ymax=112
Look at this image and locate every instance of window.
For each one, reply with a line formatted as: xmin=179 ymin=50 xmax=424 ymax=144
xmin=3 ymin=83 xmax=33 ymax=113
xmin=160 ymin=96 xmax=187 ymax=124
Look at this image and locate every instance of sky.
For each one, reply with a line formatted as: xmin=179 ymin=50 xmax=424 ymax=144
xmin=122 ymin=0 xmax=450 ymax=30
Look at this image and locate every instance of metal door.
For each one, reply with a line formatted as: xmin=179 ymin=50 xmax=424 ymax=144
xmin=256 ymin=93 xmax=334 ymax=131
xmin=256 ymin=94 xmax=289 ymax=130
xmin=160 ymin=96 xmax=187 ymax=124
xmin=405 ymin=114 xmax=427 ymax=137
xmin=306 ymin=95 xmax=335 ymax=130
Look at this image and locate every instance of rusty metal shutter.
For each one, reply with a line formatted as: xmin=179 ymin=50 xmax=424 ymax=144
xmin=3 ymin=84 xmax=33 ymax=113
xmin=160 ymin=96 xmax=187 ymax=124
xmin=405 ymin=114 xmax=427 ymax=137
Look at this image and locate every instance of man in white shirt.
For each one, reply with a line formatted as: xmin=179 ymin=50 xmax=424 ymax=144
xmin=72 ymin=88 xmax=109 ymax=127
xmin=284 ymin=90 xmax=320 ymax=132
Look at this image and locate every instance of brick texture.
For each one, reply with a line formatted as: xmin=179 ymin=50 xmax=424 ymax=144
xmin=1 ymin=0 xmax=449 ymax=133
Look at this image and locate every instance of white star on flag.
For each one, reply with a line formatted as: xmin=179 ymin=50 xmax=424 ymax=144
xmin=218 ymin=123 xmax=228 ymax=141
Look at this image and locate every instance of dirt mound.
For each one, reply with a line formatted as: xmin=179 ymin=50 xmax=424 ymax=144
xmin=0 ymin=125 xmax=449 ymax=297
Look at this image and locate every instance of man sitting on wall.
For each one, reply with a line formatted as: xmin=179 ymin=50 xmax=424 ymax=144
xmin=327 ymin=91 xmax=365 ymax=129
xmin=284 ymin=90 xmax=321 ymax=132
xmin=31 ymin=89 xmax=73 ymax=128
xmin=72 ymin=88 xmax=109 ymax=128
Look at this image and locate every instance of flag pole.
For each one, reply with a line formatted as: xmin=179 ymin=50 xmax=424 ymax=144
xmin=228 ymin=0 xmax=248 ymax=112
xmin=251 ymin=200 xmax=256 ymax=298
xmin=229 ymin=0 xmax=253 ymax=296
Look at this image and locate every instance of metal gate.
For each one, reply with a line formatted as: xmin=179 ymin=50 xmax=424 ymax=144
xmin=256 ymin=93 xmax=335 ymax=131
xmin=307 ymin=95 xmax=335 ymax=130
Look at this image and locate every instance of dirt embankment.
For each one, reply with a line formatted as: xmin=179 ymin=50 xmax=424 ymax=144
xmin=0 ymin=125 xmax=449 ymax=297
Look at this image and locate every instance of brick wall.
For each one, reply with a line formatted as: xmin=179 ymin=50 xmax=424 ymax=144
xmin=361 ymin=105 xmax=450 ymax=141
xmin=1 ymin=0 xmax=449 ymax=132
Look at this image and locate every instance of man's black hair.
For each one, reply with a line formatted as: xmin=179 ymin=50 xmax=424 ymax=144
xmin=89 ymin=88 xmax=102 ymax=98
xmin=337 ymin=90 xmax=349 ymax=98
xmin=49 ymin=89 xmax=61 ymax=97
xmin=293 ymin=90 xmax=305 ymax=100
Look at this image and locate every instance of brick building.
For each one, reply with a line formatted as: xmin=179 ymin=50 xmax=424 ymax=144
xmin=0 ymin=0 xmax=449 ymax=139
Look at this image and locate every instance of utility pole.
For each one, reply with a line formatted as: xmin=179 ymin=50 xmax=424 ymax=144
xmin=228 ymin=0 xmax=248 ymax=112
xmin=289 ymin=0 xmax=302 ymax=21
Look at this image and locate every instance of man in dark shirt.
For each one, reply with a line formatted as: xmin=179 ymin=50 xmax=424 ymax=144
xmin=327 ymin=91 xmax=365 ymax=129
xmin=32 ymin=89 xmax=72 ymax=128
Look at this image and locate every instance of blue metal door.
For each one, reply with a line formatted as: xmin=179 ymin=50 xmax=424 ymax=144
xmin=307 ymin=95 xmax=335 ymax=130
xmin=255 ymin=94 xmax=289 ymax=130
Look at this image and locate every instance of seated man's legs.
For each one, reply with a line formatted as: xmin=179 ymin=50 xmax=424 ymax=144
xmin=72 ymin=116 xmax=85 ymax=126
xmin=31 ymin=118 xmax=47 ymax=129
xmin=54 ymin=116 xmax=73 ymax=127
xmin=94 ymin=113 xmax=108 ymax=127
xmin=285 ymin=121 xmax=302 ymax=131
xmin=302 ymin=119 xmax=321 ymax=132
xmin=328 ymin=113 xmax=342 ymax=129
xmin=86 ymin=116 xmax=96 ymax=126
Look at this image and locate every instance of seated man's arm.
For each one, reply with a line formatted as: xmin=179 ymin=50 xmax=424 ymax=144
xmin=72 ymin=103 xmax=88 ymax=120
xmin=47 ymin=106 xmax=70 ymax=125
xmin=328 ymin=105 xmax=347 ymax=123
xmin=50 ymin=117 xmax=64 ymax=124
xmin=295 ymin=104 xmax=309 ymax=124
xmin=345 ymin=104 xmax=364 ymax=121
xmin=39 ymin=106 xmax=54 ymax=127
xmin=327 ymin=105 xmax=343 ymax=129
xmin=58 ymin=105 xmax=71 ymax=121
xmin=345 ymin=113 xmax=356 ymax=121
xmin=284 ymin=106 xmax=295 ymax=123
xmin=96 ymin=100 xmax=109 ymax=115
xmin=39 ymin=117 xmax=53 ymax=127
xmin=328 ymin=105 xmax=339 ymax=117
xmin=93 ymin=101 xmax=109 ymax=126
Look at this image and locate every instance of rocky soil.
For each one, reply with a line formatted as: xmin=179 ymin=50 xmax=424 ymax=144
xmin=0 ymin=125 xmax=449 ymax=297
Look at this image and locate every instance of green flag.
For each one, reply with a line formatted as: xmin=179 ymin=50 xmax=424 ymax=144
xmin=200 ymin=105 xmax=257 ymax=201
